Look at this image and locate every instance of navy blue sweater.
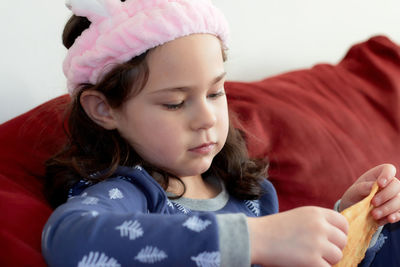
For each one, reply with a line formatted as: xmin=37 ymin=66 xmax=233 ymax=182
xmin=42 ymin=165 xmax=395 ymax=266
xmin=42 ymin=166 xmax=278 ymax=266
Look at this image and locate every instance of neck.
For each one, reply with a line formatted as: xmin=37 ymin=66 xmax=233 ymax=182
xmin=167 ymin=174 xmax=220 ymax=199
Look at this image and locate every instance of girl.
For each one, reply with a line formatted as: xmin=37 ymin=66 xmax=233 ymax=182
xmin=42 ymin=0 xmax=400 ymax=266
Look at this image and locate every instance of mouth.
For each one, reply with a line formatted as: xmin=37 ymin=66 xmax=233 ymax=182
xmin=189 ymin=142 xmax=217 ymax=154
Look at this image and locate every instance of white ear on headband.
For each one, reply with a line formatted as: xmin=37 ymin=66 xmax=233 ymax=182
xmin=63 ymin=0 xmax=229 ymax=95
xmin=65 ymin=0 xmax=118 ymax=24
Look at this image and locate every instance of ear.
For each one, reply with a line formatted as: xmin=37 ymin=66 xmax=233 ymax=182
xmin=80 ymin=90 xmax=118 ymax=130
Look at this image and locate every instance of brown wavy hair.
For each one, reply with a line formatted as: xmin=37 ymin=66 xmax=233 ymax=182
xmin=44 ymin=11 xmax=268 ymax=209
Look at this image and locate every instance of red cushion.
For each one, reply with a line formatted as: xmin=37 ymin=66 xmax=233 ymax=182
xmin=1 ymin=35 xmax=399 ymax=265
xmin=0 ymin=96 xmax=69 ymax=266
xmin=227 ymin=35 xmax=400 ymax=211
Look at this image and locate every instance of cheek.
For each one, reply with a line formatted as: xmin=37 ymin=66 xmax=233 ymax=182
xmin=218 ymin=103 xmax=230 ymax=142
xmin=126 ymin=115 xmax=183 ymax=158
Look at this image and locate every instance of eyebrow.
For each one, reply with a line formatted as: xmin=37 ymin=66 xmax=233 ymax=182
xmin=151 ymin=71 xmax=227 ymax=94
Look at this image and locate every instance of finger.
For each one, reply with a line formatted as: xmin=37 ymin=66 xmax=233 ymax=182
xmin=372 ymin=179 xmax=400 ymax=206
xmin=387 ymin=211 xmax=400 ymax=224
xmin=376 ymin=164 xmax=397 ymax=188
xmin=356 ymin=181 xmax=375 ymax=199
xmin=359 ymin=164 xmax=396 ymax=185
xmin=339 ymin=181 xmax=375 ymax=211
xmin=318 ymin=258 xmax=332 ymax=267
xmin=322 ymin=242 xmax=344 ymax=266
xmin=372 ymin=195 xmax=400 ymax=220
xmin=377 ymin=217 xmax=389 ymax=226
xmin=327 ymin=225 xmax=348 ymax=251
xmin=376 ymin=213 xmax=400 ymax=225
xmin=325 ymin=211 xmax=349 ymax=235
xmin=298 ymin=253 xmax=331 ymax=267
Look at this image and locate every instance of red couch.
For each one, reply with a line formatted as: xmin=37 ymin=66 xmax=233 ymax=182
xmin=1 ymin=35 xmax=400 ymax=266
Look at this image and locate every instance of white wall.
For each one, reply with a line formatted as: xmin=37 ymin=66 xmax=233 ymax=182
xmin=215 ymin=0 xmax=400 ymax=81
xmin=0 ymin=0 xmax=70 ymax=123
xmin=1 ymin=0 xmax=399 ymax=123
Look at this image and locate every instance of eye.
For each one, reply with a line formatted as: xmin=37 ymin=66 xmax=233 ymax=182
xmin=208 ymin=90 xmax=225 ymax=99
xmin=163 ymin=101 xmax=184 ymax=110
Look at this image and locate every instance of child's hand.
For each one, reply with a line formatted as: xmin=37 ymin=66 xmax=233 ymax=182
xmin=339 ymin=164 xmax=400 ymax=225
xmin=248 ymin=206 xmax=348 ymax=266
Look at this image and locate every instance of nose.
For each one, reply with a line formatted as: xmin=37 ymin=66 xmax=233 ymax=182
xmin=190 ymin=99 xmax=217 ymax=130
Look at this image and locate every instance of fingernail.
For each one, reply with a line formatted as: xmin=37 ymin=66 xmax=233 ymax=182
xmin=381 ymin=178 xmax=388 ymax=186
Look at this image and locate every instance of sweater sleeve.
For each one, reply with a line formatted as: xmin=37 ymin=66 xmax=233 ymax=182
xmin=42 ymin=178 xmax=221 ymax=266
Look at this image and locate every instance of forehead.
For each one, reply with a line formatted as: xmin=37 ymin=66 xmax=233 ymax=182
xmin=143 ymin=34 xmax=225 ymax=92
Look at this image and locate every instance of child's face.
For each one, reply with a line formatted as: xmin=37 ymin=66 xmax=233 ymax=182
xmin=113 ymin=34 xmax=229 ymax=178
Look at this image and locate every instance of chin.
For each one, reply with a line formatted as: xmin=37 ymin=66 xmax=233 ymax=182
xmin=180 ymin=163 xmax=213 ymax=177
xmin=194 ymin=163 xmax=213 ymax=175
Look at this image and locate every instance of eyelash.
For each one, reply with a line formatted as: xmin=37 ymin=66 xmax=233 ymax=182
xmin=208 ymin=91 xmax=225 ymax=99
xmin=163 ymin=90 xmax=225 ymax=110
xmin=163 ymin=102 xmax=184 ymax=110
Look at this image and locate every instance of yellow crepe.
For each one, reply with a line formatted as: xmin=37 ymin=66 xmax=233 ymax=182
xmin=333 ymin=182 xmax=379 ymax=267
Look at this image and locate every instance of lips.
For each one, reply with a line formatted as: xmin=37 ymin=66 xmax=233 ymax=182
xmin=189 ymin=142 xmax=216 ymax=154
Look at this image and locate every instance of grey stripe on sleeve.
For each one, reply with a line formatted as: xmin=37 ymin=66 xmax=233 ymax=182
xmin=216 ymin=213 xmax=250 ymax=267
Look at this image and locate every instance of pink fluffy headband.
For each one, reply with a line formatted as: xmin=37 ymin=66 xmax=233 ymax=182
xmin=64 ymin=0 xmax=230 ymax=95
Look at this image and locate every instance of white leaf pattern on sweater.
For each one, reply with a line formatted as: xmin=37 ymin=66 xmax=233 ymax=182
xmin=244 ymin=200 xmax=260 ymax=216
xmin=134 ymin=246 xmax=167 ymax=263
xmin=191 ymin=251 xmax=220 ymax=267
xmin=173 ymin=202 xmax=191 ymax=214
xmin=109 ymin=188 xmax=124 ymax=199
xmin=134 ymin=165 xmax=143 ymax=171
xmin=183 ymin=216 xmax=211 ymax=232
xmin=77 ymin=251 xmax=120 ymax=267
xmin=88 ymin=172 xmax=101 ymax=179
xmin=82 ymin=197 xmax=99 ymax=205
xmin=115 ymin=220 xmax=143 ymax=240
xmin=81 ymin=210 xmax=99 ymax=217
xmin=166 ymin=199 xmax=174 ymax=209
xmin=67 ymin=195 xmax=76 ymax=201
